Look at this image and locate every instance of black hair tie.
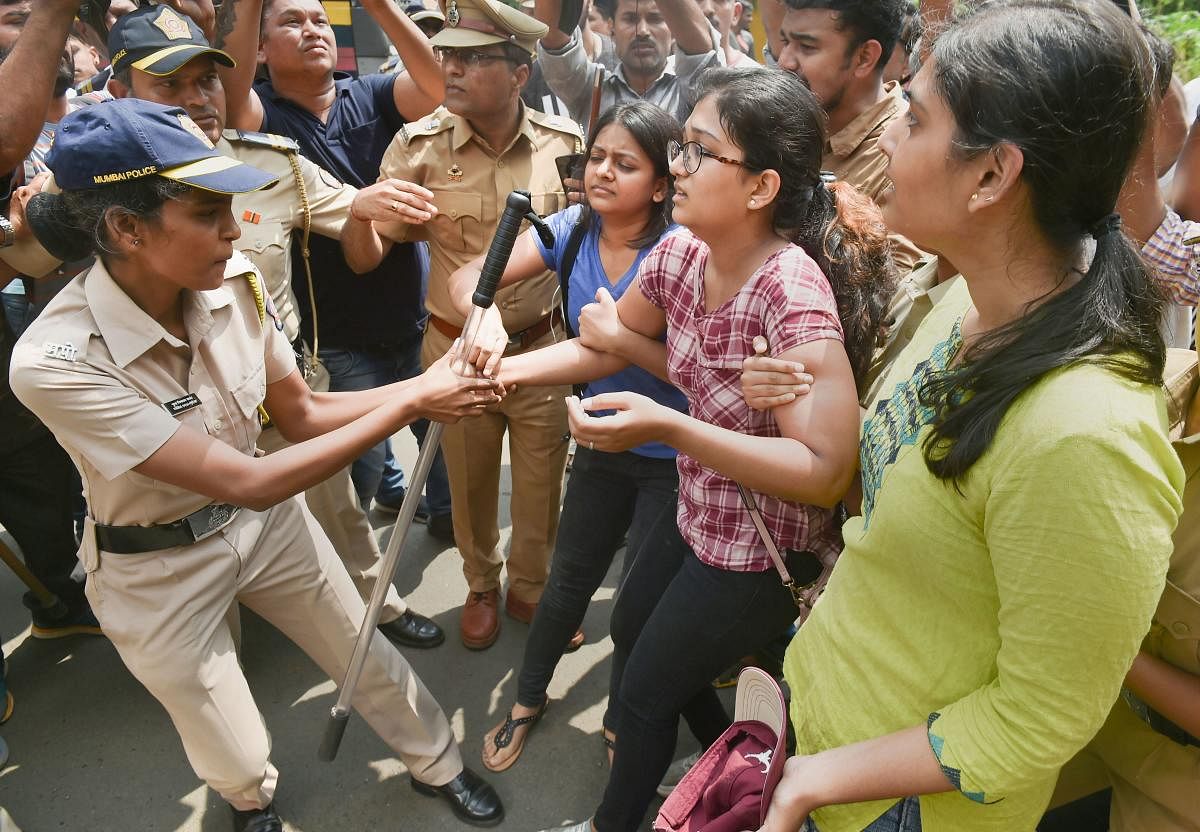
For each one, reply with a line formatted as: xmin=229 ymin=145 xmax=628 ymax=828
xmin=1089 ymin=213 xmax=1122 ymax=240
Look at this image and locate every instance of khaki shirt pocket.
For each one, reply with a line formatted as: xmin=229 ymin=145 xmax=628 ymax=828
xmin=531 ymin=191 xmax=564 ymax=218
xmin=428 ymin=191 xmax=484 ymax=254
xmin=236 ymin=219 xmax=289 ymax=286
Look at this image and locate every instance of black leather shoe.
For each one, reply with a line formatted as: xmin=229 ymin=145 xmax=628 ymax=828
xmin=411 ymin=767 xmax=504 ymax=827
xmin=231 ymin=803 xmax=282 ymax=832
xmin=379 ymin=610 xmax=445 ymax=649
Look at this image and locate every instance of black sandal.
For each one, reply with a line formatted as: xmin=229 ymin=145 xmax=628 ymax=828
xmin=481 ymin=700 xmax=548 ymax=772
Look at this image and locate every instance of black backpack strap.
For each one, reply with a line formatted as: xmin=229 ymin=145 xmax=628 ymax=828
xmin=558 ymin=219 xmax=589 ymax=338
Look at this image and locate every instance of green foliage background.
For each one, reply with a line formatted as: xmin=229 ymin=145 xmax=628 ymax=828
xmin=1142 ymin=0 xmax=1200 ymax=83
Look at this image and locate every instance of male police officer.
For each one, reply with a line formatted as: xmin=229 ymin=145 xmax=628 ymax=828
xmin=104 ymin=3 xmax=446 ymax=649
xmin=342 ymin=0 xmax=583 ymax=651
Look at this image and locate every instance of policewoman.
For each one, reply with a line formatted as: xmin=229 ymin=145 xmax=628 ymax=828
xmin=9 ymin=99 xmax=505 ymax=832
xmin=104 ymin=1 xmax=447 ymax=651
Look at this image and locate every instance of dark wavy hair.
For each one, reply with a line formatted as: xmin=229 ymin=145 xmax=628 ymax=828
xmin=692 ymin=65 xmax=895 ymax=391
xmin=579 ymin=100 xmax=681 ymax=250
xmin=917 ymin=0 xmax=1163 ymax=484
xmin=26 ymin=178 xmax=191 ymax=262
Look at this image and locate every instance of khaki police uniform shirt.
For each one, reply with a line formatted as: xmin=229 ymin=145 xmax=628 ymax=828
xmin=374 ymin=104 xmax=582 ymax=331
xmin=9 ymin=252 xmax=295 ymax=527
xmin=219 ymin=131 xmax=357 ymax=343
xmin=823 ymin=81 xmax=925 ymax=275
xmin=861 ymin=259 xmax=958 ymax=407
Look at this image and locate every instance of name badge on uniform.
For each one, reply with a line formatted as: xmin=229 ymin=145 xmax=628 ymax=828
xmin=43 ymin=342 xmax=78 ymax=361
xmin=163 ymin=393 xmax=202 ymax=417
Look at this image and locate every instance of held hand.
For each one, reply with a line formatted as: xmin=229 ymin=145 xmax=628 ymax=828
xmin=742 ymin=335 xmax=814 ymax=411
xmin=564 ymin=176 xmax=585 ymax=206
xmin=578 ymin=287 xmax=624 ymax=354
xmin=565 ymin=391 xmax=669 ymax=453
xmin=463 ymin=304 xmax=510 ymax=378
xmin=351 ymin=179 xmax=438 ymax=224
xmin=758 ymin=756 xmax=817 ymax=832
xmin=419 ymin=340 xmax=504 ymax=423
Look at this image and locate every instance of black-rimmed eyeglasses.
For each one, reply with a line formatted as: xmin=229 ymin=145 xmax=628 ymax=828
xmin=667 ymin=139 xmax=752 ymax=174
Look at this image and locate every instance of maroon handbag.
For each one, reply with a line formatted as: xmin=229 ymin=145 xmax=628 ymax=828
xmin=654 ymin=668 xmax=788 ymax=832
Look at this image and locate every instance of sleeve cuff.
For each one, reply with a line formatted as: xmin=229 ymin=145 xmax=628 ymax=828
xmin=927 ymin=712 xmax=997 ymax=805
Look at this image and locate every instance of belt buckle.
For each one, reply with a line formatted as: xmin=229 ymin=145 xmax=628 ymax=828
xmin=186 ymin=504 xmax=238 ymax=543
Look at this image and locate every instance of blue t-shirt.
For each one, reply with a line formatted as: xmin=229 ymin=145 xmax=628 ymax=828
xmin=255 ymin=73 xmax=428 ymax=348
xmin=534 ymin=204 xmax=688 ymax=458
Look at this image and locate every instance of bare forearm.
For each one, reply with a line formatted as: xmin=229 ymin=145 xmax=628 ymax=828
xmin=1125 ymin=650 xmax=1200 ymax=739
xmin=362 ymin=0 xmax=442 ymax=106
xmin=657 ymin=409 xmax=851 ymax=506
xmin=760 ymin=0 xmax=785 ymax=62
xmin=609 ymin=331 xmax=669 ymax=382
xmin=0 ymin=0 xmax=78 ymax=170
xmin=503 ymin=338 xmax=628 ymax=388
xmin=1174 ymin=119 xmax=1200 ymax=222
xmin=341 ymin=215 xmax=389 ymax=273
xmin=654 ymin=0 xmax=712 ymax=55
xmin=533 ymin=0 xmax=571 ymax=49
xmin=217 ymin=0 xmax=266 ymax=129
xmin=246 ymin=396 xmax=422 ymax=506
xmin=765 ymin=725 xmax=953 ymax=832
xmin=274 ymin=375 xmax=432 ymax=442
xmin=1118 ymin=142 xmax=1168 ymax=246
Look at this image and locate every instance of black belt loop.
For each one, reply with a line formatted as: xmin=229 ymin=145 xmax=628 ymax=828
xmin=95 ymin=503 xmax=241 ymax=555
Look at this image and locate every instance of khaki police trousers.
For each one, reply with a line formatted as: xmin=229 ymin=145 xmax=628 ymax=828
xmin=257 ymin=425 xmax=406 ymax=623
xmin=1051 ymin=699 xmax=1200 ymax=831
xmin=80 ymin=497 xmax=462 ymax=810
xmin=422 ymin=323 xmax=570 ymax=602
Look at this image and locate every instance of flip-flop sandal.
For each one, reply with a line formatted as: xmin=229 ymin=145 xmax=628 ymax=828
xmin=482 ymin=699 xmax=548 ymax=772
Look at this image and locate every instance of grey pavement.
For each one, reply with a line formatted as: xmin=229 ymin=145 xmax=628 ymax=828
xmin=0 ymin=429 xmax=703 ymax=831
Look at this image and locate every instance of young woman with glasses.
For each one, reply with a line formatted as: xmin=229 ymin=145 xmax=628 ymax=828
xmin=489 ymin=65 xmax=895 ymax=832
xmin=445 ymin=100 xmax=687 ymax=774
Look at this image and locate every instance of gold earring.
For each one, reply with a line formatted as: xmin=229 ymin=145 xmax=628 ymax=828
xmin=970 ymin=193 xmax=979 ymax=201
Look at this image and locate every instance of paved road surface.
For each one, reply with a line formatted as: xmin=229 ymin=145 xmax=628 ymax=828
xmin=0 ymin=430 xmax=707 ymax=831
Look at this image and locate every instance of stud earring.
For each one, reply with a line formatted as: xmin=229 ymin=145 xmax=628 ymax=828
xmin=970 ymin=193 xmax=979 ymax=201
xmin=749 ymin=199 xmax=756 ymax=207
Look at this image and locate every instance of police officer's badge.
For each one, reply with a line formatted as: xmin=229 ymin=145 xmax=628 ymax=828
xmin=448 ymin=164 xmax=463 ymax=182
xmin=447 ymin=0 xmax=460 ymax=27
xmin=152 ymin=7 xmax=192 ymax=40
xmin=179 ymin=115 xmax=215 ymax=149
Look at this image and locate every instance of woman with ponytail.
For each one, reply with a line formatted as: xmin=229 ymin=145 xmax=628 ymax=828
xmin=761 ymin=2 xmax=1186 ymax=831
xmin=487 ymin=65 xmax=894 ymax=832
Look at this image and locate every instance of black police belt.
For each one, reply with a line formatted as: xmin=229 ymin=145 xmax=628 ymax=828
xmin=95 ymin=503 xmax=241 ymax=555
xmin=1123 ymin=688 xmax=1200 ymax=748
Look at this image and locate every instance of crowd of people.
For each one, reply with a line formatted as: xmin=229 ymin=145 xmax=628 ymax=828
xmin=0 ymin=0 xmax=1197 ymax=830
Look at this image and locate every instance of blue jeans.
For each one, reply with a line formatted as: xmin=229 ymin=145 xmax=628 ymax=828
xmin=804 ymin=797 xmax=923 ymax=831
xmin=515 ymin=446 xmax=679 ymax=709
xmin=319 ymin=340 xmax=451 ymax=515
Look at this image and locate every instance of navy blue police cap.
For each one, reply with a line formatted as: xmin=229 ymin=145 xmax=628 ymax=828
xmin=108 ymin=4 xmax=235 ymax=78
xmin=47 ymin=98 xmax=278 ymax=194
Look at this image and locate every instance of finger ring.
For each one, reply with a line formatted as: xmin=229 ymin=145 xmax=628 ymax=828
xmin=589 ymin=440 xmax=594 ymax=450
xmin=391 ymin=201 xmax=400 ymax=212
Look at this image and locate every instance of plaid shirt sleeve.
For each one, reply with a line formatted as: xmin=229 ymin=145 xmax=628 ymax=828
xmin=1141 ymin=208 xmax=1200 ymax=306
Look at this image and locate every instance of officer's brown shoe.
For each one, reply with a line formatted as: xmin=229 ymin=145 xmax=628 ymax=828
xmin=505 ymin=594 xmax=585 ymax=651
xmin=461 ymin=590 xmax=500 ymax=650
xmin=231 ymin=803 xmax=282 ymax=832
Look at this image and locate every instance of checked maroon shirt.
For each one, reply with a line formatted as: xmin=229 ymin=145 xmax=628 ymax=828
xmin=637 ymin=230 xmax=845 ymax=572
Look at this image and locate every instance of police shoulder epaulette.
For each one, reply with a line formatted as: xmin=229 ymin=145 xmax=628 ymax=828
xmin=223 ymin=129 xmax=300 ymax=153
xmin=527 ymin=109 xmax=584 ymax=139
xmin=400 ymin=108 xmax=453 ymax=145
